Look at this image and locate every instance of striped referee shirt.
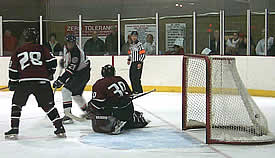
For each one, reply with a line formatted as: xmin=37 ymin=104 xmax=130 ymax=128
xmin=128 ymin=41 xmax=146 ymax=62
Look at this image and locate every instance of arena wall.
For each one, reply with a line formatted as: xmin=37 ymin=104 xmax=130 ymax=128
xmin=1 ymin=56 xmax=275 ymax=97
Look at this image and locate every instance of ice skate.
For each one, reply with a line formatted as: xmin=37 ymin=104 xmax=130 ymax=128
xmin=144 ymin=119 xmax=151 ymax=127
xmin=111 ymin=120 xmax=126 ymax=135
xmin=54 ymin=125 xmax=66 ymax=138
xmin=4 ymin=129 xmax=19 ymax=140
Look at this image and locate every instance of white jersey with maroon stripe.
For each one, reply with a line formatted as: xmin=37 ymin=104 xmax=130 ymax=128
xmin=59 ymin=44 xmax=90 ymax=83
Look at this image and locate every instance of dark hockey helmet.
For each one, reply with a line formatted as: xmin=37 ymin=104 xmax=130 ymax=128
xmin=131 ymin=31 xmax=138 ymax=36
xmin=23 ymin=28 xmax=39 ymax=42
xmin=101 ymin=64 xmax=115 ymax=77
xmin=65 ymin=34 xmax=76 ymax=42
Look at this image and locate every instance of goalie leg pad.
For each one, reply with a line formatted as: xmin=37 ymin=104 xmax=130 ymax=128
xmin=125 ymin=111 xmax=149 ymax=129
xmin=92 ymin=116 xmax=122 ymax=134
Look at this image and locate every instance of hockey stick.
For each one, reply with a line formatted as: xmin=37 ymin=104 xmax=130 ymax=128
xmin=84 ymin=89 xmax=156 ymax=124
xmin=64 ymin=111 xmax=86 ymax=122
xmin=0 ymin=87 xmax=9 ymax=91
xmin=131 ymin=89 xmax=156 ymax=100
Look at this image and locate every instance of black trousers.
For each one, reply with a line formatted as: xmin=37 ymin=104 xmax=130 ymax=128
xmin=12 ymin=81 xmax=54 ymax=107
xmin=64 ymin=67 xmax=91 ymax=96
xmin=129 ymin=62 xmax=143 ymax=93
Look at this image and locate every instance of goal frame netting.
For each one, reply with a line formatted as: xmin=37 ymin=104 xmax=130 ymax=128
xmin=182 ymin=55 xmax=275 ymax=144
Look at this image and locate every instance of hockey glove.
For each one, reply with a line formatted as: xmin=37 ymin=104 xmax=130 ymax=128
xmin=8 ymin=80 xmax=19 ymax=91
xmin=53 ymin=80 xmax=63 ymax=88
xmin=49 ymin=74 xmax=54 ymax=81
xmin=48 ymin=69 xmax=55 ymax=81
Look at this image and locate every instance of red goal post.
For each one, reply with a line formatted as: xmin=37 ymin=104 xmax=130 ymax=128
xmin=182 ymin=55 xmax=275 ymax=144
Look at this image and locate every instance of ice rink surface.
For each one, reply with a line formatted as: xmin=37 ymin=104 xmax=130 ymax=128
xmin=0 ymin=91 xmax=275 ymax=158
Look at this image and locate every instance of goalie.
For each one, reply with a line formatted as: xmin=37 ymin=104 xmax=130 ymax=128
xmin=87 ymin=64 xmax=150 ymax=134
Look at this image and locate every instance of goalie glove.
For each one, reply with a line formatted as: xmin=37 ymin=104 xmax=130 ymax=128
xmin=8 ymin=80 xmax=19 ymax=91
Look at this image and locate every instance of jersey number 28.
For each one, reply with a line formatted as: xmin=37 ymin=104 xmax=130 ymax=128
xmin=18 ymin=52 xmax=42 ymax=70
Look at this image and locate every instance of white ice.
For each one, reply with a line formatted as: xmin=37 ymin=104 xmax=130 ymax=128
xmin=0 ymin=91 xmax=275 ymax=158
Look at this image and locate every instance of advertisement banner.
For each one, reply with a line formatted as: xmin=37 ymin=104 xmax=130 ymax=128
xmin=124 ymin=24 xmax=156 ymax=44
xmin=165 ymin=23 xmax=186 ymax=51
xmin=65 ymin=24 xmax=117 ymax=48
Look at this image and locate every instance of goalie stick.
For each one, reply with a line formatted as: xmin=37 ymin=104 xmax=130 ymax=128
xmin=65 ymin=89 xmax=157 ymax=122
xmin=90 ymin=89 xmax=157 ymax=111
xmin=131 ymin=89 xmax=156 ymax=100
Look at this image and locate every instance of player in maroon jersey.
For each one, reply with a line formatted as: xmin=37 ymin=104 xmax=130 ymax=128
xmin=5 ymin=28 xmax=66 ymax=139
xmin=53 ymin=34 xmax=91 ymax=124
xmin=87 ymin=64 xmax=149 ymax=134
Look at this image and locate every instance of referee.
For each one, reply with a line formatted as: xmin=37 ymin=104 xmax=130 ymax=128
xmin=127 ymin=31 xmax=146 ymax=94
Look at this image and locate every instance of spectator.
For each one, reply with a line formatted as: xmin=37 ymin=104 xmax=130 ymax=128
xmin=256 ymin=29 xmax=274 ymax=56
xmin=210 ymin=30 xmax=221 ymax=55
xmin=234 ymin=33 xmax=257 ymax=56
xmin=143 ymin=34 xmax=156 ymax=55
xmin=164 ymin=38 xmax=184 ymax=55
xmin=3 ymin=29 xmax=18 ymax=56
xmin=105 ymin=26 xmax=125 ymax=55
xmin=121 ymin=34 xmax=132 ymax=55
xmin=45 ymin=33 xmax=63 ymax=56
xmin=84 ymin=31 xmax=105 ymax=56
xmin=236 ymin=33 xmax=247 ymax=55
xmin=268 ymin=36 xmax=275 ymax=56
xmin=225 ymin=32 xmax=240 ymax=55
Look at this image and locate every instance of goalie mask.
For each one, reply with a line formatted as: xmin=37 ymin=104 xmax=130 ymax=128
xmin=101 ymin=64 xmax=115 ymax=77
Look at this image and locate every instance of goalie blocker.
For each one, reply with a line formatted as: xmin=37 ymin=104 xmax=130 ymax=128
xmin=87 ymin=64 xmax=150 ymax=134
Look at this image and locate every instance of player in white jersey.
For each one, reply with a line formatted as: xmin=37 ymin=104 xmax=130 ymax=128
xmin=53 ymin=34 xmax=91 ymax=124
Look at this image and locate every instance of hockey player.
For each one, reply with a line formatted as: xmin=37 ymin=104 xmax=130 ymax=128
xmin=87 ymin=64 xmax=149 ymax=134
xmin=5 ymin=28 xmax=66 ymax=139
xmin=53 ymin=34 xmax=91 ymax=124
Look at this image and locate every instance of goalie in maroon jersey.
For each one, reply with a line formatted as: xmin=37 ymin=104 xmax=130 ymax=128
xmin=87 ymin=64 xmax=150 ymax=134
xmin=5 ymin=28 xmax=66 ymax=139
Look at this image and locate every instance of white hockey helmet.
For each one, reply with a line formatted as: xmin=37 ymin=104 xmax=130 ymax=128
xmin=201 ymin=48 xmax=212 ymax=55
xmin=174 ymin=38 xmax=184 ymax=47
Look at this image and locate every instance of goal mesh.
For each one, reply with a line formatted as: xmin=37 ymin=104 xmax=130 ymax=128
xmin=182 ymin=55 xmax=275 ymax=144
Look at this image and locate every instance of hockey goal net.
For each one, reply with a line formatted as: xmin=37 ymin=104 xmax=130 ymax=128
xmin=182 ymin=55 xmax=275 ymax=144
